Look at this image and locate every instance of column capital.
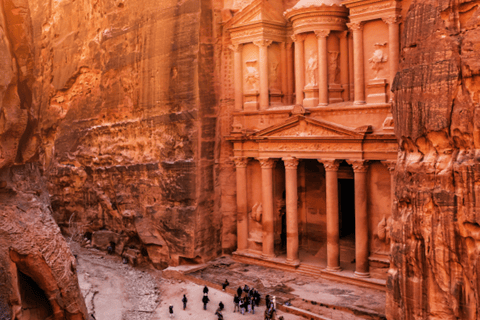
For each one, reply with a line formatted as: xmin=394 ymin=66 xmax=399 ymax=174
xmin=286 ymin=41 xmax=294 ymax=49
xmin=338 ymin=30 xmax=349 ymax=39
xmin=347 ymin=21 xmax=364 ymax=31
xmin=314 ymin=29 xmax=331 ymax=39
xmin=228 ymin=43 xmax=242 ymax=52
xmin=231 ymin=157 xmax=249 ymax=168
xmin=253 ymin=39 xmax=273 ymax=48
xmin=257 ymin=157 xmax=277 ymax=168
xmin=382 ymin=15 xmax=402 ymax=25
xmin=291 ymin=34 xmax=305 ymax=43
xmin=347 ymin=160 xmax=369 ymax=172
xmin=319 ymin=159 xmax=340 ymax=171
xmin=381 ymin=160 xmax=396 ymax=173
xmin=283 ymin=157 xmax=299 ymax=169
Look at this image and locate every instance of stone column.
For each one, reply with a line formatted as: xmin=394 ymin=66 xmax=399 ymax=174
xmin=382 ymin=160 xmax=396 ymax=216
xmin=292 ymin=34 xmax=305 ymax=105
xmin=348 ymin=160 xmax=370 ymax=277
xmin=281 ymin=42 xmax=288 ymax=105
xmin=258 ymin=158 xmax=277 ymax=257
xmin=230 ymin=44 xmax=243 ymax=111
xmin=286 ymin=42 xmax=294 ymax=104
xmin=283 ymin=157 xmax=300 ymax=264
xmin=254 ymin=40 xmax=273 ymax=110
xmin=348 ymin=34 xmax=354 ymax=101
xmin=320 ymin=160 xmax=341 ymax=271
xmin=315 ymin=29 xmax=330 ymax=106
xmin=233 ymin=157 xmax=249 ymax=252
xmin=347 ymin=22 xmax=366 ymax=105
xmin=339 ymin=31 xmax=350 ymax=102
xmin=383 ymin=16 xmax=401 ymax=102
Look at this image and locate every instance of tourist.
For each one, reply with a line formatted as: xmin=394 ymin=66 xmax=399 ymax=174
xmin=233 ymin=294 xmax=240 ymax=312
xmin=182 ymin=294 xmax=187 ymax=310
xmin=222 ymin=279 xmax=229 ymax=291
xmin=219 ymin=301 xmax=224 ymax=311
xmin=254 ymin=289 xmax=261 ymax=306
xmin=239 ymin=297 xmax=245 ymax=315
xmin=215 ymin=307 xmax=224 ymax=320
xmin=245 ymin=295 xmax=250 ymax=313
xmin=202 ymin=294 xmax=210 ymax=310
xmin=203 ymin=285 xmax=209 ymax=294
xmin=265 ymin=295 xmax=271 ymax=309
xmin=243 ymin=284 xmax=249 ymax=293
xmin=237 ymin=286 xmax=243 ymax=297
xmin=169 ymin=304 xmax=174 ymax=318
xmin=250 ymin=295 xmax=256 ymax=314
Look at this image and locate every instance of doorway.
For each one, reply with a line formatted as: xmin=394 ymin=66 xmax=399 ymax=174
xmin=338 ymin=179 xmax=355 ymax=238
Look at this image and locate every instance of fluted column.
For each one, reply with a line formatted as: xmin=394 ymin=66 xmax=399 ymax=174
xmin=286 ymin=42 xmax=294 ymax=104
xmin=281 ymin=42 xmax=288 ymax=104
xmin=233 ymin=157 xmax=249 ymax=252
xmin=229 ymin=44 xmax=243 ymax=111
xmin=347 ymin=22 xmax=366 ymax=105
xmin=292 ymin=34 xmax=305 ymax=105
xmin=258 ymin=158 xmax=277 ymax=257
xmin=284 ymin=157 xmax=300 ymax=264
xmin=254 ymin=40 xmax=272 ymax=109
xmin=382 ymin=160 xmax=396 ymax=217
xmin=315 ymin=30 xmax=330 ymax=106
xmin=383 ymin=16 xmax=401 ymax=102
xmin=348 ymin=160 xmax=370 ymax=277
xmin=320 ymin=160 xmax=341 ymax=271
xmin=339 ymin=31 xmax=350 ymax=102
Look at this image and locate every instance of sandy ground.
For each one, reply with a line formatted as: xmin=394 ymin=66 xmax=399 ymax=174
xmin=73 ymin=244 xmax=303 ymax=320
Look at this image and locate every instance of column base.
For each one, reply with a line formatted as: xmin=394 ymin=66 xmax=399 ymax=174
xmin=317 ymin=103 xmax=329 ymax=107
xmin=354 ymin=271 xmax=371 ymax=278
xmin=285 ymin=258 xmax=300 ymax=266
xmin=354 ymin=100 xmax=366 ymax=105
xmin=326 ymin=266 xmax=342 ymax=272
xmin=262 ymin=253 xmax=276 ymax=260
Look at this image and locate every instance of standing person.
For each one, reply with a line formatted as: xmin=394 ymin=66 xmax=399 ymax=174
xmin=243 ymin=284 xmax=249 ymax=293
xmin=203 ymin=285 xmax=209 ymax=295
xmin=239 ymin=297 xmax=245 ymax=315
xmin=182 ymin=294 xmax=188 ymax=310
xmin=169 ymin=304 xmax=174 ymax=318
xmin=250 ymin=295 xmax=256 ymax=314
xmin=219 ymin=301 xmax=224 ymax=311
xmin=272 ymin=296 xmax=277 ymax=310
xmin=222 ymin=279 xmax=229 ymax=291
xmin=265 ymin=295 xmax=271 ymax=309
xmin=237 ymin=286 xmax=243 ymax=297
xmin=202 ymin=294 xmax=210 ymax=310
xmin=233 ymin=294 xmax=240 ymax=312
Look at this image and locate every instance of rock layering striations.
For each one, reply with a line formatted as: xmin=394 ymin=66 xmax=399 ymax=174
xmin=388 ymin=0 xmax=480 ymax=319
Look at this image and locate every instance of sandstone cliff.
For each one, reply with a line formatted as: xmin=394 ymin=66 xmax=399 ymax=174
xmin=388 ymin=0 xmax=480 ymax=319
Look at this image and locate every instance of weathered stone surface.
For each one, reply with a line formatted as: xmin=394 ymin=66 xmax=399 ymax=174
xmin=388 ymin=0 xmax=480 ymax=319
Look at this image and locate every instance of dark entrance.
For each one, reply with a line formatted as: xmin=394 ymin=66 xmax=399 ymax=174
xmin=18 ymin=270 xmax=53 ymax=320
xmin=338 ymin=179 xmax=355 ymax=238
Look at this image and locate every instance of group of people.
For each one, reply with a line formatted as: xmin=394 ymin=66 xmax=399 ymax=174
xmin=168 ymin=282 xmax=280 ymax=320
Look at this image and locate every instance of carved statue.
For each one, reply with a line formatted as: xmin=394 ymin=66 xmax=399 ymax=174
xmin=306 ymin=55 xmax=318 ymax=87
xmin=369 ymin=43 xmax=388 ymax=79
xmin=269 ymin=61 xmax=279 ymax=89
xmin=328 ymin=51 xmax=340 ymax=84
xmin=245 ymin=60 xmax=259 ymax=91
xmin=377 ymin=215 xmax=392 ymax=244
xmin=251 ymin=203 xmax=263 ymax=222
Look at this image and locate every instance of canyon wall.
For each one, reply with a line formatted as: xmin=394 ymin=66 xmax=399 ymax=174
xmin=388 ymin=0 xmax=480 ymax=319
xmin=0 ymin=0 xmax=87 ymax=319
xmin=25 ymin=0 xmax=222 ymax=267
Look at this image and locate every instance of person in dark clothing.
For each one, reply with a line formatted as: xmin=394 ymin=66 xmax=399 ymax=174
xmin=239 ymin=298 xmax=245 ymax=315
xmin=254 ymin=290 xmax=261 ymax=305
xmin=237 ymin=286 xmax=243 ymax=297
xmin=215 ymin=308 xmax=224 ymax=320
xmin=182 ymin=294 xmax=188 ymax=310
xmin=265 ymin=295 xmax=271 ymax=309
xmin=107 ymin=241 xmax=115 ymax=254
xmin=250 ymin=295 xmax=256 ymax=314
xmin=203 ymin=285 xmax=209 ymax=294
xmin=233 ymin=294 xmax=240 ymax=312
xmin=218 ymin=301 xmax=224 ymax=311
xmin=169 ymin=305 xmax=174 ymax=318
xmin=222 ymin=279 xmax=229 ymax=291
xmin=202 ymin=294 xmax=210 ymax=310
xmin=243 ymin=284 xmax=250 ymax=293
xmin=244 ymin=296 xmax=250 ymax=313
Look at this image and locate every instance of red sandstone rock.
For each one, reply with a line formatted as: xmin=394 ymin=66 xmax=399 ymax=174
xmin=388 ymin=0 xmax=480 ymax=319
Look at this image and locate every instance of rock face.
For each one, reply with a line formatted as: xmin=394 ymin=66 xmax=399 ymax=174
xmin=388 ymin=0 xmax=480 ymax=319
xmin=0 ymin=0 xmax=87 ymax=319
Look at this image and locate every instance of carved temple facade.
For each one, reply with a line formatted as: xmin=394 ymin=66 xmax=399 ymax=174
xmin=222 ymin=0 xmax=406 ymax=279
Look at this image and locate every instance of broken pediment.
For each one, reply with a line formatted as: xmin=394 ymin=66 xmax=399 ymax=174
xmin=251 ymin=116 xmax=362 ymax=138
xmin=229 ymin=0 xmax=287 ymax=28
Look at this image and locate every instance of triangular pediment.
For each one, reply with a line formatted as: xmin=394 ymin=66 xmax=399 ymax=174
xmin=251 ymin=116 xmax=363 ymax=138
xmin=229 ymin=0 xmax=286 ymax=28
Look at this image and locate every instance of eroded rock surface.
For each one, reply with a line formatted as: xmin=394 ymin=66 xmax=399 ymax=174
xmin=388 ymin=0 xmax=480 ymax=319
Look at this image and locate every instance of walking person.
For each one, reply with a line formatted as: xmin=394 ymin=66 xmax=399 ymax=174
xmin=219 ymin=301 xmax=224 ymax=311
xmin=233 ymin=294 xmax=240 ymax=312
xmin=222 ymin=279 xmax=229 ymax=291
xmin=182 ymin=294 xmax=187 ymax=310
xmin=239 ymin=297 xmax=245 ymax=315
xmin=237 ymin=286 xmax=243 ymax=297
xmin=203 ymin=285 xmax=209 ymax=295
xmin=169 ymin=304 xmax=174 ymax=318
xmin=202 ymin=293 xmax=210 ymax=310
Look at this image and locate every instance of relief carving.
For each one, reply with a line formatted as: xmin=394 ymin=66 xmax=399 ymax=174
xmin=250 ymin=203 xmax=263 ymax=222
xmin=269 ymin=61 xmax=279 ymax=90
xmin=369 ymin=43 xmax=388 ymax=79
xmin=328 ymin=51 xmax=340 ymax=84
xmin=245 ymin=60 xmax=259 ymax=91
xmin=271 ymin=121 xmax=342 ymax=137
xmin=306 ymin=54 xmax=318 ymax=87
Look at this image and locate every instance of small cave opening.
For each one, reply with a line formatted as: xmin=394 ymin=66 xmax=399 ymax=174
xmin=17 ymin=270 xmax=54 ymax=320
xmin=178 ymin=255 xmax=203 ymax=265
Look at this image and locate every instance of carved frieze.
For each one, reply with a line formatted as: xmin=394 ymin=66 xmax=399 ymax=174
xmin=259 ymin=142 xmax=360 ymax=152
xmin=270 ymin=121 xmax=343 ymax=137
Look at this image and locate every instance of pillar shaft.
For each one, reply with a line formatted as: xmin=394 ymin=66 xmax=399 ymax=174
xmin=233 ymin=157 xmax=249 ymax=251
xmin=281 ymin=42 xmax=288 ymax=105
xmin=321 ymin=160 xmax=341 ymax=271
xmin=384 ymin=16 xmax=400 ymax=102
xmin=254 ymin=40 xmax=272 ymax=110
xmin=348 ymin=160 xmax=370 ymax=277
xmin=382 ymin=160 xmax=396 ymax=217
xmin=231 ymin=44 xmax=243 ymax=111
xmin=348 ymin=22 xmax=366 ymax=105
xmin=286 ymin=42 xmax=294 ymax=104
xmin=258 ymin=158 xmax=276 ymax=257
xmin=315 ymin=30 xmax=330 ymax=106
xmin=348 ymin=34 xmax=354 ymax=101
xmin=293 ymin=35 xmax=305 ymax=105
xmin=284 ymin=157 xmax=299 ymax=263
xmin=339 ymin=31 xmax=350 ymax=102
